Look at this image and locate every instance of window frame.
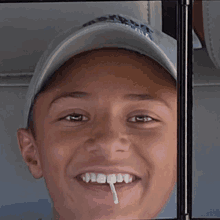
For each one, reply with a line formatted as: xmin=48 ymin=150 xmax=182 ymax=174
xmin=1 ymin=1 xmax=212 ymax=220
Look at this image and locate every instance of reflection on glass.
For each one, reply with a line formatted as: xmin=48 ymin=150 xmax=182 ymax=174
xmin=193 ymin=0 xmax=220 ymax=217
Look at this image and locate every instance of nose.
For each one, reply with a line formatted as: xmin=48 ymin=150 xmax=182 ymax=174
xmin=84 ymin=118 xmax=130 ymax=159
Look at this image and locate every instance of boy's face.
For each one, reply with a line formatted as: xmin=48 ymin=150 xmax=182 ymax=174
xmin=17 ymin=48 xmax=177 ymax=220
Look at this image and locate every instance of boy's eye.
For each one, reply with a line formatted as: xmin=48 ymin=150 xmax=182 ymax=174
xmin=61 ymin=113 xmax=155 ymax=124
xmin=128 ymin=115 xmax=154 ymax=123
xmin=65 ymin=114 xmax=89 ymax=122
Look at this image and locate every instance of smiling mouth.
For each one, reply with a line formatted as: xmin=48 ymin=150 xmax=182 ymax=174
xmin=73 ymin=173 xmax=141 ymax=205
xmin=75 ymin=172 xmax=141 ymax=187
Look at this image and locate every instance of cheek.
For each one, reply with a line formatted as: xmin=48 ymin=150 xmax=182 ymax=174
xmin=44 ymin=138 xmax=75 ymax=161
xmin=152 ymin=129 xmax=177 ymax=163
xmin=38 ymin=130 xmax=76 ymax=176
xmin=38 ymin=135 xmax=78 ymax=198
xmin=153 ymin=146 xmax=167 ymax=161
xmin=51 ymin=147 xmax=70 ymax=163
xmin=39 ymin=127 xmax=89 ymax=171
xmin=133 ymin=125 xmax=177 ymax=169
xmin=150 ymin=127 xmax=177 ymax=182
xmin=150 ymin=139 xmax=177 ymax=179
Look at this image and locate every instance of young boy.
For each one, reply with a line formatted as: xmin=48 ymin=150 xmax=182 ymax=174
xmin=17 ymin=14 xmax=177 ymax=220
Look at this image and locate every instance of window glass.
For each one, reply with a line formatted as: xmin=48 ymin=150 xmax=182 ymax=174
xmin=192 ymin=0 xmax=220 ymax=217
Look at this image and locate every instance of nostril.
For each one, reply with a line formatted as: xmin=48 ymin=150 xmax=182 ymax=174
xmin=119 ymin=137 xmax=129 ymax=145
xmin=116 ymin=149 xmax=125 ymax=152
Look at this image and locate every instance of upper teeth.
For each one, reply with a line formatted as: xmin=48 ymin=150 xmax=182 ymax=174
xmin=81 ymin=173 xmax=134 ymax=184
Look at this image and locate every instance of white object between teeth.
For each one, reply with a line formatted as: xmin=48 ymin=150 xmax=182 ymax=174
xmin=107 ymin=174 xmax=119 ymax=204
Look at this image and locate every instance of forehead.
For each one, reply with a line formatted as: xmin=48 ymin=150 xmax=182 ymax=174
xmin=42 ymin=48 xmax=176 ymax=93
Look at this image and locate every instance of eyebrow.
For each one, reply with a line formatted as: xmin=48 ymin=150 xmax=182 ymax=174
xmin=49 ymin=91 xmax=171 ymax=109
xmin=124 ymin=93 xmax=171 ymax=109
xmin=124 ymin=93 xmax=155 ymax=101
xmin=49 ymin=91 xmax=92 ymax=108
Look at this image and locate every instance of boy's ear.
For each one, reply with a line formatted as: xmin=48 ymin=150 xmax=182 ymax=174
xmin=17 ymin=128 xmax=43 ymax=179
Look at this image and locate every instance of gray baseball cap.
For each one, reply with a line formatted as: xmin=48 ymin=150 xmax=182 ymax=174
xmin=24 ymin=14 xmax=177 ymax=128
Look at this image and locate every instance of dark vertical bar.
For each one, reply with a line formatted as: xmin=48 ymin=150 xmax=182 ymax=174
xmin=162 ymin=0 xmax=177 ymax=40
xmin=177 ymin=0 xmax=192 ymax=220
xmin=187 ymin=0 xmax=192 ymax=218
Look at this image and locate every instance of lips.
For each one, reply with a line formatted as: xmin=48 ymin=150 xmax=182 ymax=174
xmin=69 ymin=165 xmax=144 ymax=206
